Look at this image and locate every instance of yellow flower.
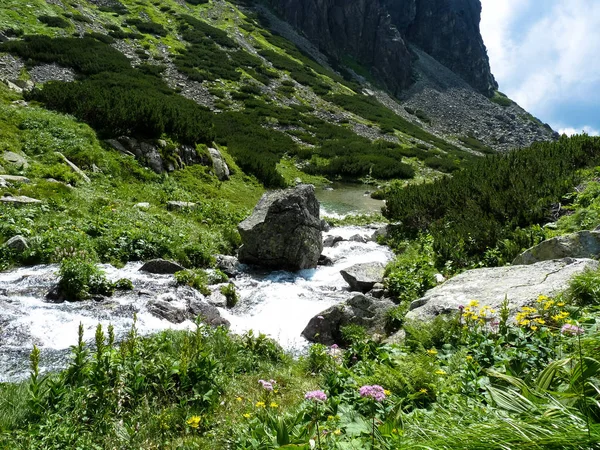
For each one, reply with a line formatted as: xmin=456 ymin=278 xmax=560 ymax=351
xmin=537 ymin=295 xmax=549 ymax=303
xmin=327 ymin=415 xmax=336 ymax=421
xmin=419 ymin=388 xmax=428 ymax=394
xmin=435 ymin=369 xmax=446 ymax=376
xmin=334 ymin=429 xmax=342 ymax=436
xmin=466 ymin=355 xmax=473 ymax=361
xmin=427 ymin=348 xmax=438 ymax=355
xmin=255 ymin=401 xmax=265 ymax=408
xmin=557 ymin=302 xmax=565 ymax=307
xmin=468 ymin=300 xmax=480 ymax=308
xmin=269 ymin=402 xmax=278 ymax=408
xmin=236 ymin=397 xmax=243 ymax=402
xmin=186 ymin=416 xmax=201 ymax=429
xmin=392 ymin=428 xmax=398 ymax=434
xmin=243 ymin=413 xmax=251 ymax=419
xmin=534 ymin=318 xmax=546 ymax=325
xmin=530 ymin=325 xmax=538 ymax=331
xmin=384 ymin=389 xmax=391 ymax=396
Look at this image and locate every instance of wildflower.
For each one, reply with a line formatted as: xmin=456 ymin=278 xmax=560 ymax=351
xmin=466 ymin=355 xmax=473 ymax=361
xmin=435 ymin=369 xmax=446 ymax=376
xmin=359 ymin=385 xmax=386 ymax=402
xmin=537 ymin=295 xmax=549 ymax=303
xmin=561 ymin=323 xmax=584 ymax=336
xmin=258 ymin=379 xmax=274 ymax=391
xmin=331 ymin=344 xmax=339 ymax=349
xmin=186 ymin=416 xmax=201 ymax=429
xmin=468 ymin=300 xmax=479 ymax=308
xmin=426 ymin=348 xmax=438 ymax=356
xmin=419 ymin=388 xmax=428 ymax=394
xmin=557 ymin=302 xmax=566 ymax=307
xmin=334 ymin=429 xmax=342 ymax=436
xmin=384 ymin=389 xmax=391 ymax=396
xmin=243 ymin=413 xmax=251 ymax=419
xmin=534 ymin=318 xmax=546 ymax=325
xmin=305 ymin=390 xmax=327 ymax=402
xmin=530 ymin=326 xmax=538 ymax=331
xmin=327 ymin=415 xmax=335 ymax=421
xmin=269 ymin=402 xmax=278 ymax=408
xmin=255 ymin=401 xmax=266 ymax=408
xmin=236 ymin=397 xmax=243 ymax=402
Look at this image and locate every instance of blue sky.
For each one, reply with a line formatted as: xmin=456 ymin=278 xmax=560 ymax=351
xmin=480 ymin=0 xmax=600 ymax=135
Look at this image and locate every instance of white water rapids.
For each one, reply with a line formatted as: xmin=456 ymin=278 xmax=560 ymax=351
xmin=0 ymin=224 xmax=393 ymax=382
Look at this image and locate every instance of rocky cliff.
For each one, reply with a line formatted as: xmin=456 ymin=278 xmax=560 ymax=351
xmin=268 ymin=0 xmax=497 ymax=96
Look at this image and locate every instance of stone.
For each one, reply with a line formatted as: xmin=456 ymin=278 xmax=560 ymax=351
xmin=340 ymin=262 xmax=386 ymax=293
xmin=10 ymin=79 xmax=34 ymax=91
xmin=4 ymin=235 xmax=28 ymax=252
xmin=320 ymin=219 xmax=331 ymax=232
xmin=0 ymin=175 xmax=30 ymax=184
xmin=513 ymin=231 xmax=600 ymax=265
xmin=208 ymin=147 xmax=230 ymax=181
xmin=139 ymin=259 xmax=184 ymax=274
xmin=188 ymin=298 xmax=230 ymax=328
xmin=318 ymin=254 xmax=334 ymax=266
xmin=167 ymin=201 xmax=198 ymax=211
xmin=55 ymin=152 xmax=91 ymax=183
xmin=106 ymin=139 xmax=135 ymax=157
xmin=147 ymin=299 xmax=188 ymax=323
xmin=434 ymin=273 xmax=446 ymax=284
xmin=134 ymin=202 xmax=151 ymax=210
xmin=323 ymin=235 xmax=344 ymax=247
xmin=406 ymin=258 xmax=599 ymax=322
xmin=349 ymin=234 xmax=367 ymax=243
xmin=302 ymin=294 xmax=395 ymax=345
xmin=0 ymin=195 xmax=41 ymax=205
xmin=2 ymin=151 xmax=28 ymax=169
xmin=238 ymin=184 xmax=323 ymax=271
xmin=3 ymin=80 xmax=22 ymax=94
xmin=370 ymin=225 xmax=390 ymax=242
xmin=215 ymin=254 xmax=241 ymax=278
xmin=206 ymin=288 xmax=227 ymax=308
xmin=140 ymin=142 xmax=163 ymax=173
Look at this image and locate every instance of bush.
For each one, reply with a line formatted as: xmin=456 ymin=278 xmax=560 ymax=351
xmin=566 ymin=268 xmax=600 ymax=306
xmin=174 ymin=269 xmax=210 ymax=295
xmin=125 ymin=19 xmax=168 ymax=37
xmin=38 ymin=15 xmax=70 ymax=29
xmin=58 ymin=256 xmax=114 ymax=301
xmin=220 ymin=283 xmax=239 ymax=308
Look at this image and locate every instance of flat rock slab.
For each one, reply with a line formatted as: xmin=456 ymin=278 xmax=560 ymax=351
xmin=0 ymin=175 xmax=31 ymax=184
xmin=340 ymin=262 xmax=385 ymax=293
xmin=0 ymin=195 xmax=41 ymax=205
xmin=407 ymin=258 xmax=599 ymax=321
xmin=167 ymin=201 xmax=198 ymax=211
xmin=513 ymin=230 xmax=600 ymax=265
xmin=139 ymin=259 xmax=184 ymax=274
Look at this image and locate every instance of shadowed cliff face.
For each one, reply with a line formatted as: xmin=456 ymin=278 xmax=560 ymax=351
xmin=269 ymin=0 xmax=498 ymax=96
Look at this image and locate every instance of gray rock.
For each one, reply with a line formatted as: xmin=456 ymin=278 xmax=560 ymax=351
xmin=206 ymin=288 xmax=227 ymax=308
xmin=323 ymin=235 xmax=344 ymax=247
xmin=406 ymin=258 xmax=599 ymax=322
xmin=208 ymin=147 xmax=230 ymax=181
xmin=4 ymin=235 xmax=28 ymax=252
xmin=318 ymin=254 xmax=334 ymax=266
xmin=167 ymin=201 xmax=198 ymax=211
xmin=0 ymin=195 xmax=41 ymax=205
xmin=513 ymin=231 xmax=600 ymax=265
xmin=106 ymin=139 xmax=135 ymax=157
xmin=302 ymin=294 xmax=395 ymax=345
xmin=340 ymin=262 xmax=386 ymax=293
xmin=215 ymin=254 xmax=241 ymax=278
xmin=349 ymin=234 xmax=367 ymax=243
xmin=139 ymin=259 xmax=184 ymax=274
xmin=369 ymin=288 xmax=385 ymax=299
xmin=188 ymin=298 xmax=230 ymax=328
xmin=3 ymin=80 xmax=22 ymax=94
xmin=0 ymin=175 xmax=30 ymax=184
xmin=238 ymin=184 xmax=323 ymax=271
xmin=10 ymin=79 xmax=34 ymax=91
xmin=140 ymin=142 xmax=163 ymax=174
xmin=147 ymin=299 xmax=188 ymax=324
xmin=55 ymin=152 xmax=90 ymax=183
xmin=370 ymin=225 xmax=390 ymax=242
xmin=320 ymin=219 xmax=331 ymax=232
xmin=2 ymin=151 xmax=28 ymax=169
xmin=134 ymin=202 xmax=151 ymax=210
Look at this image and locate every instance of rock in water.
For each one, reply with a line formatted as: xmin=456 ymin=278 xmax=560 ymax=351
xmin=302 ymin=294 xmax=395 ymax=345
xmin=406 ymin=258 xmax=599 ymax=322
xmin=340 ymin=262 xmax=386 ymax=293
xmin=513 ymin=230 xmax=600 ymax=265
xmin=238 ymin=184 xmax=323 ymax=271
xmin=139 ymin=259 xmax=184 ymax=274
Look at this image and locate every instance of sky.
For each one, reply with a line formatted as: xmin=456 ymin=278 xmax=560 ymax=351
xmin=479 ymin=0 xmax=600 ymax=136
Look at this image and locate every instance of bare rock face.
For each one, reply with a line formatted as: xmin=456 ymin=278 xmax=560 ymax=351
xmin=268 ymin=0 xmax=496 ymax=96
xmin=513 ymin=231 xmax=600 ymax=265
xmin=238 ymin=184 xmax=323 ymax=271
xmin=406 ymin=258 xmax=599 ymax=322
xmin=340 ymin=262 xmax=386 ymax=293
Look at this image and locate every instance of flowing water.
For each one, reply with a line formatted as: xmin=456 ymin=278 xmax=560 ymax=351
xmin=315 ymin=182 xmax=384 ymax=217
xmin=0 ymin=188 xmax=391 ymax=382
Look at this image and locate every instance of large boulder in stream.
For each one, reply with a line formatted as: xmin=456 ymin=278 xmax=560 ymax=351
xmin=238 ymin=184 xmax=323 ymax=271
xmin=513 ymin=230 xmax=600 ymax=265
xmin=406 ymin=258 xmax=598 ymax=322
xmin=302 ymin=294 xmax=395 ymax=345
xmin=340 ymin=262 xmax=386 ymax=293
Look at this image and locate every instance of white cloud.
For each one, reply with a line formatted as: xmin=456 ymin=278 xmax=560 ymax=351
xmin=480 ymin=0 xmax=600 ymax=130
xmin=558 ymin=126 xmax=600 ymax=137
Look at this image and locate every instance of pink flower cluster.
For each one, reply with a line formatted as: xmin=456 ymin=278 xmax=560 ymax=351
xmin=259 ymin=379 xmax=276 ymax=391
xmin=359 ymin=385 xmax=386 ymax=402
xmin=561 ymin=324 xmax=585 ymax=336
xmin=304 ymin=390 xmax=327 ymax=402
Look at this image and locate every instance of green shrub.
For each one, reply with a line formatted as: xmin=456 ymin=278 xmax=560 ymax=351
xmin=174 ymin=269 xmax=210 ymax=295
xmin=125 ymin=19 xmax=168 ymax=37
xmin=58 ymin=256 xmax=114 ymax=301
xmin=566 ymin=267 xmax=600 ymax=306
xmin=114 ymin=278 xmax=134 ymax=291
xmin=220 ymin=282 xmax=238 ymax=308
xmin=38 ymin=15 xmax=70 ymax=29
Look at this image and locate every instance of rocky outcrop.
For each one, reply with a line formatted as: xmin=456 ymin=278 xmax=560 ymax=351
xmin=166 ymin=201 xmax=198 ymax=211
xmin=513 ymin=231 xmax=600 ymax=265
xmin=302 ymin=293 xmax=395 ymax=345
xmin=147 ymin=288 xmax=230 ymax=327
xmin=340 ymin=262 xmax=386 ymax=293
xmin=268 ymin=0 xmax=496 ymax=96
xmin=4 ymin=235 xmax=28 ymax=252
xmin=208 ymin=147 xmax=230 ymax=181
xmin=139 ymin=259 xmax=185 ymax=274
xmin=0 ymin=194 xmax=41 ymax=205
xmin=106 ymin=137 xmax=209 ymax=174
xmin=406 ymin=258 xmax=598 ymax=322
xmin=215 ymin=254 xmax=241 ymax=278
xmin=2 ymin=151 xmax=28 ymax=169
xmin=238 ymin=184 xmax=323 ymax=271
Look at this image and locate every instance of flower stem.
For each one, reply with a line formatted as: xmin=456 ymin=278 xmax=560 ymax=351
xmin=577 ymin=332 xmax=591 ymax=442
